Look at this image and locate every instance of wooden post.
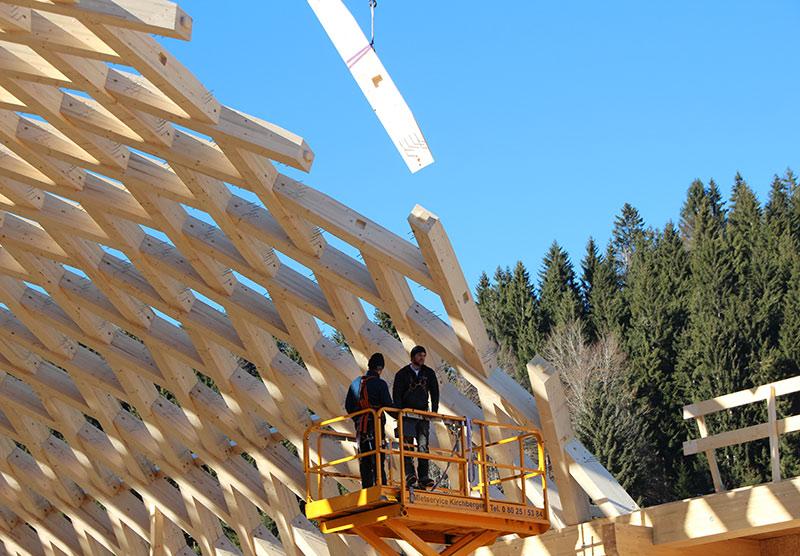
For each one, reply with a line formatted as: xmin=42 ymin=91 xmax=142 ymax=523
xmin=767 ymin=385 xmax=781 ymax=483
xmin=527 ymin=357 xmax=592 ymax=526
xmin=695 ymin=416 xmax=725 ymax=492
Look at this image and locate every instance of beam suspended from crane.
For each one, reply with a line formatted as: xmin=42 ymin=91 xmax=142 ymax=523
xmin=306 ymin=0 xmax=435 ymax=173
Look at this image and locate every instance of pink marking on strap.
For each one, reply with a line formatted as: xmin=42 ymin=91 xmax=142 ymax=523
xmin=346 ymin=43 xmax=372 ymax=69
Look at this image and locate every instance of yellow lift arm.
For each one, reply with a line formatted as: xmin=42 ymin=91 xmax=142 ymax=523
xmin=304 ymin=407 xmax=550 ymax=555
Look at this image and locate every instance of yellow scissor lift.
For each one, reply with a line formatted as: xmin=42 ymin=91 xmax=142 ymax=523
xmin=304 ymin=408 xmax=550 ymax=555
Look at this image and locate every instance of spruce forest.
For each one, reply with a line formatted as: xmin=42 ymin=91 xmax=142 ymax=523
xmin=473 ymin=171 xmax=800 ymax=507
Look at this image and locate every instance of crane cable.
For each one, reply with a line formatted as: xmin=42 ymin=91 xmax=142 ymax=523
xmin=369 ymin=0 xmax=377 ymax=47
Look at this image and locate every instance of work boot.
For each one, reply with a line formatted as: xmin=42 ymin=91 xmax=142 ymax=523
xmin=419 ymin=477 xmax=435 ymax=489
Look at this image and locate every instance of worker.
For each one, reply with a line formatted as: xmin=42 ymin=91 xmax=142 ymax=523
xmin=392 ymin=345 xmax=440 ymax=489
xmin=345 ymin=352 xmax=393 ymax=488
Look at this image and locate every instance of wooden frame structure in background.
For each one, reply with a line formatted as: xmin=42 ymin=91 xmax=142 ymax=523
xmin=683 ymin=375 xmax=800 ymax=492
xmin=0 ymin=2 xmax=636 ymax=555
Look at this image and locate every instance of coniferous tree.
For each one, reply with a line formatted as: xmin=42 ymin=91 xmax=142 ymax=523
xmin=707 ymin=179 xmax=726 ymax=225
xmin=679 ymin=176 xmax=771 ymax=489
xmin=611 ymin=203 xmax=645 ymax=277
xmin=476 ymin=264 xmax=540 ymax=382
xmin=277 ymin=340 xmax=305 ymax=367
xmin=505 ymin=261 xmax=541 ymax=373
xmin=580 ymin=238 xmax=600 ymax=340
xmin=680 ymin=179 xmax=726 ymax=247
xmin=476 ymin=270 xmax=502 ymax=341
xmin=575 ymin=368 xmax=654 ymax=503
xmin=789 ymin=170 xmax=800 ymax=245
xmin=654 ymin=223 xmax=695 ymax=495
xmin=727 ymin=175 xmax=765 ymax=363
xmin=766 ymin=175 xmax=791 ymax=241
xmin=729 ymin=177 xmax=784 ymax=391
xmin=777 ymin=257 xmax=800 ymax=477
xmin=331 ymin=329 xmax=349 ymax=351
xmin=624 ymin=223 xmax=690 ymax=502
xmin=757 ymin=180 xmax=787 ymax=339
xmin=679 ymin=179 xmax=707 ymax=247
xmin=475 ymin=272 xmax=493 ymax=307
xmin=587 ymin=245 xmax=626 ymax=338
xmin=721 ymin=176 xmax=778 ymax=484
xmin=333 ymin=310 xmax=399 ymax=352
xmin=538 ymin=242 xmax=582 ymax=335
xmin=788 ymin=173 xmax=800 ymax=361
xmin=779 ymin=259 xmax=800 ymax=373
xmin=374 ymin=309 xmax=400 ymax=341
xmin=765 ymin=174 xmax=796 ymax=303
xmin=677 ymin=181 xmax=738 ymax=492
xmin=580 ymin=238 xmax=600 ymax=308
xmin=476 ymin=169 xmax=799 ymax=502
xmin=777 ymin=176 xmax=800 ymax=477
xmin=476 ymin=266 xmax=512 ymax=358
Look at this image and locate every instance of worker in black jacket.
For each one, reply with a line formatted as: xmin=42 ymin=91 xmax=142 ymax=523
xmin=345 ymin=353 xmax=393 ymax=488
xmin=392 ymin=345 xmax=439 ymax=488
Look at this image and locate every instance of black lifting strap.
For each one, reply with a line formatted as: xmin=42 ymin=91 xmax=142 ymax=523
xmin=430 ymin=418 xmax=468 ymax=491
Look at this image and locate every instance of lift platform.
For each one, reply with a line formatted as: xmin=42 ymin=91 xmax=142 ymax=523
xmin=304 ymin=408 xmax=550 ymax=555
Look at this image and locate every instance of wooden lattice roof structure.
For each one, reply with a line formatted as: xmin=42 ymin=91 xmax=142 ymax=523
xmin=0 ymin=2 xmax=797 ymax=556
xmin=0 ymin=1 xmax=689 ymax=555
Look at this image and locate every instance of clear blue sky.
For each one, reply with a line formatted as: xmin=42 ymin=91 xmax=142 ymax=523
xmin=169 ymin=0 xmax=799 ymax=294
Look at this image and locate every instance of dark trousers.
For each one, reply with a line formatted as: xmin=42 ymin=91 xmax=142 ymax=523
xmin=402 ymin=419 xmax=430 ymax=481
xmin=358 ymin=436 xmax=386 ymax=488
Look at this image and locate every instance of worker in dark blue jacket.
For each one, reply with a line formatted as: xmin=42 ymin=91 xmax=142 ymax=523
xmin=392 ymin=345 xmax=439 ymax=489
xmin=345 ymin=353 xmax=393 ymax=488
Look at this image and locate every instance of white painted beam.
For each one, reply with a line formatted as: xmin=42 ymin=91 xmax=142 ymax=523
xmin=306 ymin=0 xmax=434 ymax=173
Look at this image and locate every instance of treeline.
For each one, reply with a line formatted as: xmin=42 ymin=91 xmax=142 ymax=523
xmin=475 ymin=171 xmax=800 ymax=505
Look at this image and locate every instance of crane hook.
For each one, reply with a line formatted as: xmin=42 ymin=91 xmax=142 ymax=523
xmin=369 ymin=0 xmax=377 ymax=47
